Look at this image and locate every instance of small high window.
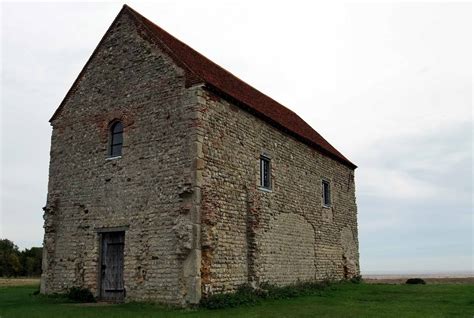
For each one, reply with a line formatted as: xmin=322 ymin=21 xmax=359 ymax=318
xmin=260 ymin=155 xmax=271 ymax=190
xmin=109 ymin=121 xmax=123 ymax=157
xmin=322 ymin=180 xmax=331 ymax=207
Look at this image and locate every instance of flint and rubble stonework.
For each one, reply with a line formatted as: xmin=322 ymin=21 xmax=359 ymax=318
xmin=41 ymin=7 xmax=359 ymax=306
xmin=198 ymin=89 xmax=359 ymax=295
xmin=41 ymin=12 xmax=200 ymax=304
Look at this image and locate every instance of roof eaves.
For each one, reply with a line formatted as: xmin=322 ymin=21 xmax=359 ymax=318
xmin=203 ymin=84 xmax=357 ymax=169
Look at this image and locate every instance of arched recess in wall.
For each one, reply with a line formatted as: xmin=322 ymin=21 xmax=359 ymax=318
xmin=255 ymin=213 xmax=316 ymax=285
xmin=340 ymin=226 xmax=358 ymax=278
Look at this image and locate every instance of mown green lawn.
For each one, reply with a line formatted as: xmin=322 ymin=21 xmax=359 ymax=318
xmin=0 ymin=283 xmax=473 ymax=318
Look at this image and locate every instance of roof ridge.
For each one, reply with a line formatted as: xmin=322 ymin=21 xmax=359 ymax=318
xmin=123 ymin=5 xmax=203 ymax=86
xmin=124 ymin=4 xmax=304 ymax=121
xmin=50 ymin=4 xmax=356 ymax=169
xmin=122 ymin=5 xmax=355 ymax=168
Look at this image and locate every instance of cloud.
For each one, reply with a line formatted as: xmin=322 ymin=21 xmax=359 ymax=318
xmin=359 ymin=168 xmax=442 ymax=200
xmin=1 ymin=2 xmax=471 ymax=274
xmin=357 ymin=122 xmax=472 ymax=272
xmin=357 ymin=121 xmax=472 ymax=203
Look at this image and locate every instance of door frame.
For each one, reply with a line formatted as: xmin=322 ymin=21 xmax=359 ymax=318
xmin=96 ymin=226 xmax=128 ymax=301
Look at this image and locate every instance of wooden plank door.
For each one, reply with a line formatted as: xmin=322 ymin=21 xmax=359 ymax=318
xmin=100 ymin=231 xmax=125 ymax=302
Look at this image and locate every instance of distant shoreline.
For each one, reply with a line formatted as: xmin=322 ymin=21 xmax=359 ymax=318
xmin=362 ymin=271 xmax=473 ymax=279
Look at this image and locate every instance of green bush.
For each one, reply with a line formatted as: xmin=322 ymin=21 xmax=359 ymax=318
xmin=350 ymin=275 xmax=363 ymax=284
xmin=406 ymin=278 xmax=426 ymax=285
xmin=200 ymin=284 xmax=260 ymax=309
xmin=66 ymin=287 xmax=96 ymax=303
xmin=200 ymin=281 xmax=332 ymax=309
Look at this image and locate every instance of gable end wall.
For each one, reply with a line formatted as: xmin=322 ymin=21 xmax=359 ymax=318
xmin=41 ymin=11 xmax=201 ymax=305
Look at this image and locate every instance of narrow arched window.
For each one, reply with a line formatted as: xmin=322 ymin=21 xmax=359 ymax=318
xmin=109 ymin=121 xmax=123 ymax=157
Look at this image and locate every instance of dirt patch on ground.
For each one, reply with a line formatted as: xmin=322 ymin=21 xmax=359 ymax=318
xmin=0 ymin=278 xmax=40 ymax=287
xmin=364 ymin=277 xmax=474 ymax=284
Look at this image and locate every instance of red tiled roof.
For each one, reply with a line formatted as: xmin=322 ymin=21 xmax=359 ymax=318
xmin=125 ymin=6 xmax=356 ymax=169
xmin=51 ymin=5 xmax=356 ymax=169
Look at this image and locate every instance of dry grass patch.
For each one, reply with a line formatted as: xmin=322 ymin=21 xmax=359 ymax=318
xmin=0 ymin=278 xmax=40 ymax=287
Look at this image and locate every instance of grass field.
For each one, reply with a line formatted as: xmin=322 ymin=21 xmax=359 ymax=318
xmin=0 ymin=282 xmax=473 ymax=318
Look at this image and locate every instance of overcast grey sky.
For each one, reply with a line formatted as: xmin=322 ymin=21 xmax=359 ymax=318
xmin=1 ymin=1 xmax=472 ymax=274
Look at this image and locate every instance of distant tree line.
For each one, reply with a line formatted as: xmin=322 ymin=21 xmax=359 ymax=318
xmin=0 ymin=239 xmax=42 ymax=277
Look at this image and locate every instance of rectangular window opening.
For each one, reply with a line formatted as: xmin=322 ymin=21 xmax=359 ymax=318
xmin=322 ymin=180 xmax=331 ymax=207
xmin=260 ymin=156 xmax=271 ymax=190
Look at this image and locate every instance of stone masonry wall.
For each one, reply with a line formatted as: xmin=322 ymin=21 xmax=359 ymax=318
xmin=41 ymin=11 xmax=201 ymax=305
xmin=42 ymin=6 xmax=358 ymax=304
xmin=198 ymin=88 xmax=359 ymax=295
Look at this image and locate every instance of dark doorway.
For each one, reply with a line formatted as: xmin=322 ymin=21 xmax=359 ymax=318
xmin=100 ymin=231 xmax=125 ymax=302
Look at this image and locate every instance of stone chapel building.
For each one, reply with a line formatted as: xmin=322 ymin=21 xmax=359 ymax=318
xmin=41 ymin=5 xmax=359 ymax=305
